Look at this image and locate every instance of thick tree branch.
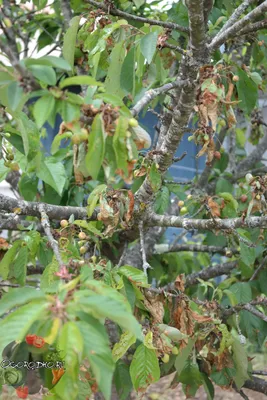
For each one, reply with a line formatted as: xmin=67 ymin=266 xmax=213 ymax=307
xmin=209 ymin=1 xmax=267 ymax=50
xmin=153 ymin=243 xmax=239 ymax=256
xmin=132 ymin=79 xmax=190 ymax=117
xmin=243 ymin=377 xmax=267 ymax=395
xmin=223 ymin=299 xmax=267 ymax=322
xmin=0 ymin=40 xmax=39 ymax=90
xmin=238 ymin=18 xmax=267 ymax=36
xmin=0 ymin=194 xmax=95 ymax=221
xmin=185 ymin=261 xmax=237 ymax=286
xmin=60 ymin=0 xmax=72 ymax=28
xmin=148 ymin=212 xmax=267 ymax=230
xmin=85 ymin=0 xmax=189 ymax=33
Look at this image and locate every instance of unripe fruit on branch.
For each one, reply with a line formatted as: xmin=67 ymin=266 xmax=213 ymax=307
xmin=128 ymin=118 xmax=138 ymax=127
xmin=256 ymin=194 xmax=261 ymax=200
xmin=225 ymin=250 xmax=233 ymax=258
xmin=180 ymin=207 xmax=188 ymax=215
xmin=172 ymin=347 xmax=179 ymax=355
xmin=78 ymin=232 xmax=86 ymax=240
xmin=188 ymin=135 xmax=194 ymax=142
xmin=60 ymin=220 xmax=68 ymax=228
xmin=161 ymin=353 xmax=170 ymax=363
xmin=203 ymin=134 xmax=209 ymax=142
xmin=232 ymin=75 xmax=239 ymax=82
xmin=91 ymin=255 xmax=97 ymax=263
xmin=218 ymin=119 xmax=226 ymax=127
xmin=178 ymin=200 xmax=184 ymax=207
xmin=187 ymin=194 xmax=192 ymax=200
xmin=240 ymin=194 xmax=248 ymax=203
xmin=80 ymin=246 xmax=87 ymax=255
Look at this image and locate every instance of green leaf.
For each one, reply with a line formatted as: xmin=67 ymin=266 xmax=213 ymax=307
xmin=202 ymin=373 xmax=214 ymax=400
xmin=13 ymin=246 xmax=28 ymax=286
xmin=140 ymin=32 xmax=158 ymax=64
xmin=62 ymin=16 xmax=81 ymax=70
xmin=130 ymin=344 xmax=160 ymax=391
xmin=240 ymin=241 xmax=256 ymax=267
xmin=229 ymin=282 xmax=252 ymax=303
xmin=249 ymin=71 xmax=262 ymax=86
xmin=77 ymin=316 xmax=115 ymax=400
xmin=112 ymin=331 xmax=136 ymax=362
xmin=19 ymin=174 xmax=38 ymax=201
xmin=0 ymin=70 xmax=14 ymax=85
xmin=113 ymin=116 xmax=128 ymax=174
xmin=94 ymin=93 xmax=124 ymax=107
xmin=58 ymin=322 xmax=83 ymax=378
xmin=73 ymin=220 xmax=103 ymax=237
xmin=40 ymin=260 xmax=60 ymax=293
xmin=232 ymin=338 xmax=249 ymax=389
xmin=87 ymin=184 xmax=107 ymax=217
xmin=51 ymin=132 xmax=72 ymax=155
xmin=0 ymin=287 xmax=46 ymax=317
xmin=158 ymin=324 xmax=188 ymax=342
xmin=0 ymin=241 xmax=21 ymax=280
xmin=85 ymin=114 xmax=106 ymax=180
xmin=59 ymin=75 xmax=103 ymax=89
xmin=120 ymin=47 xmax=135 ymax=94
xmin=33 ymin=95 xmax=55 ymax=128
xmin=39 ymin=56 xmax=71 ymax=71
xmin=119 ymin=265 xmax=148 ymax=287
xmin=154 ymin=186 xmax=170 ymax=214
xmin=16 ymin=112 xmax=39 ymax=161
xmin=28 ymin=65 xmax=56 ymax=85
xmin=61 ymin=100 xmax=80 ymax=122
xmin=105 ymin=41 xmax=125 ymax=98
xmin=114 ymin=361 xmax=132 ymax=400
xmin=215 ymin=178 xmax=233 ymax=194
xmin=37 ymin=158 xmax=67 ymax=196
xmin=0 ymin=301 xmax=48 ymax=357
xmin=236 ymin=68 xmax=258 ymax=115
xmin=7 ymin=81 xmax=24 ymax=111
xmin=149 ymin=163 xmax=162 ymax=192
xmin=74 ymin=292 xmax=143 ymax=340
xmin=175 ymin=338 xmax=195 ymax=374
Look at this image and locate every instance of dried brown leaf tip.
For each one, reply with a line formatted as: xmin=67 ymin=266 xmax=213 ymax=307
xmin=174 ymin=274 xmax=185 ymax=292
xmin=191 ymin=65 xmax=240 ymax=165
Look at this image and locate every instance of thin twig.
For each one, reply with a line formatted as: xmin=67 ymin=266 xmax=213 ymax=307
xmin=250 ymin=254 xmax=267 ymax=281
xmin=139 ymin=221 xmax=152 ymax=276
xmin=85 ymin=0 xmax=189 ymax=33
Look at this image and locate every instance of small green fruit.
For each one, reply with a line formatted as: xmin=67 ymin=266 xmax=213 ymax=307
xmin=4 ymin=132 xmax=10 ymax=138
xmin=91 ymin=255 xmax=97 ymax=263
xmin=172 ymin=347 xmax=179 ymax=355
xmin=161 ymin=353 xmax=170 ymax=363
xmin=203 ymin=134 xmax=209 ymax=142
xmin=129 ymin=118 xmax=138 ymax=127
xmin=178 ymin=200 xmax=184 ymax=207
xmin=78 ymin=232 xmax=86 ymax=240
xmin=187 ymin=194 xmax=192 ymax=200
xmin=180 ymin=207 xmax=188 ymax=215
xmin=80 ymin=246 xmax=87 ymax=255
xmin=60 ymin=220 xmax=68 ymax=228
xmin=188 ymin=135 xmax=194 ymax=142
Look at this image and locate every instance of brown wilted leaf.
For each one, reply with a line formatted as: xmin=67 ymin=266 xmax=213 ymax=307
xmin=207 ymin=197 xmax=221 ymax=217
xmin=143 ymin=291 xmax=165 ymax=324
xmin=174 ymin=274 xmax=185 ymax=292
xmin=0 ymin=238 xmax=9 ymax=250
xmin=214 ymin=349 xmax=233 ymax=371
xmin=172 ymin=298 xmax=194 ymax=338
xmin=191 ymin=311 xmax=212 ymax=323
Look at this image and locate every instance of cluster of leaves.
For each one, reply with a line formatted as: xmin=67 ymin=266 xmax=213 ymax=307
xmin=1 ymin=0 xmax=267 ymax=399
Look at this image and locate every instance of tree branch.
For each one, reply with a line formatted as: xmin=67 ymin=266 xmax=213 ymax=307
xmin=236 ymin=128 xmax=267 ymax=175
xmin=185 ymin=261 xmax=237 ymax=286
xmin=132 ymin=79 xmax=190 ymax=117
xmin=85 ymin=0 xmax=189 ymax=33
xmin=148 ymin=212 xmax=267 ymax=230
xmin=153 ymin=243 xmax=239 ymax=256
xmin=60 ymin=0 xmax=72 ymax=28
xmin=238 ymin=18 xmax=267 ymax=36
xmin=0 ymin=193 xmax=95 ymax=221
xmin=250 ymin=254 xmax=267 ymax=281
xmin=209 ymin=1 xmax=267 ymax=50
xmin=243 ymin=377 xmax=267 ymax=395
